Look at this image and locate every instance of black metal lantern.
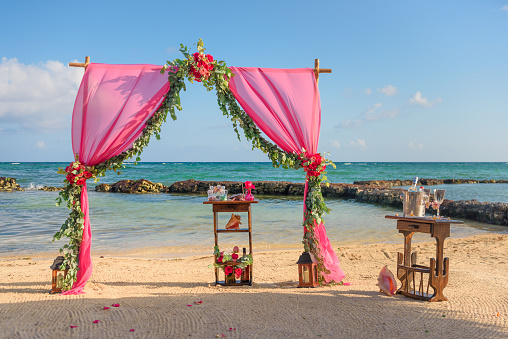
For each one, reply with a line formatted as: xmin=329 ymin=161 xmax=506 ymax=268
xmin=50 ymin=256 xmax=69 ymax=293
xmin=297 ymin=252 xmax=318 ymax=287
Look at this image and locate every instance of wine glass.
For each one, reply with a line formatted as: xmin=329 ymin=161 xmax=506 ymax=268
xmin=433 ymin=189 xmax=446 ymax=218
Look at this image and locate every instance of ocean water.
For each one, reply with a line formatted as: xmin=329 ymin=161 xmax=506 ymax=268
xmin=1 ymin=162 xmax=507 ymax=256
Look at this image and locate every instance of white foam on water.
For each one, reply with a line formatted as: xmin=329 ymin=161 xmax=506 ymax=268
xmin=11 ymin=163 xmax=20 ymax=165
xmin=25 ymin=182 xmax=44 ymax=190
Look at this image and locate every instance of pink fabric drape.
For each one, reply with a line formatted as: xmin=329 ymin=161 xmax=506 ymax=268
xmin=62 ymin=63 xmax=170 ymax=294
xmin=229 ymin=67 xmax=344 ymax=283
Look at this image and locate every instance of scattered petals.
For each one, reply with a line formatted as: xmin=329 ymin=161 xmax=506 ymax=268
xmin=187 ymin=304 xmax=192 ymax=307
xmin=194 ymin=301 xmax=203 ymax=305
xmin=343 ymin=282 xmax=351 ymax=286
xmin=111 ymin=303 xmax=120 ymax=307
xmin=103 ymin=307 xmax=110 ymax=310
xmin=216 ymin=334 xmax=225 ymax=338
xmin=228 ymin=327 xmax=236 ymax=331
xmin=93 ymin=320 xmax=100 ymax=323
xmin=70 ymin=325 xmax=77 ymax=328
xmin=130 ymin=329 xmax=135 ymax=332
xmin=496 ymin=312 xmax=501 ymax=317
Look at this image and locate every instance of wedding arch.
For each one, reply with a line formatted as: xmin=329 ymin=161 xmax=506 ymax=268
xmin=55 ymin=40 xmax=344 ymax=294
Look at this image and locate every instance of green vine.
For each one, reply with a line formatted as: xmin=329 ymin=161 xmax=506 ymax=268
xmin=54 ymin=39 xmax=336 ymax=291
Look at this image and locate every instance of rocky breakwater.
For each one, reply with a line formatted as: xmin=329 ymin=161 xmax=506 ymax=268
xmin=441 ymin=200 xmax=508 ymax=226
xmin=0 ymin=177 xmax=23 ymax=191
xmin=354 ymin=178 xmax=508 ymax=187
xmin=96 ymin=179 xmax=164 ymax=193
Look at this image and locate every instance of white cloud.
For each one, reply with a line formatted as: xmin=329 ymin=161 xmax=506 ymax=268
xmin=501 ymin=5 xmax=508 ymax=11
xmin=408 ymin=139 xmax=423 ymax=150
xmin=165 ymin=46 xmax=178 ymax=54
xmin=378 ymin=85 xmax=398 ymax=96
xmin=0 ymin=57 xmax=82 ymax=132
xmin=342 ymin=88 xmax=353 ymax=97
xmin=364 ymin=88 xmax=372 ymax=95
xmin=330 ymin=140 xmax=341 ymax=149
xmin=408 ymin=91 xmax=442 ymax=108
xmin=36 ymin=140 xmax=46 ymax=149
xmin=337 ymin=103 xmax=399 ymax=128
xmin=350 ymin=139 xmax=366 ymax=148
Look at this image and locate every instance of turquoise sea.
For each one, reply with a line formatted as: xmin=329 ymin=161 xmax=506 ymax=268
xmin=1 ymin=162 xmax=507 ymax=256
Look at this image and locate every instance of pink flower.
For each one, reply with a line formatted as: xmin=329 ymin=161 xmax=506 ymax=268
xmin=224 ymin=266 xmax=233 ymax=275
xmin=244 ymin=181 xmax=255 ymax=190
xmin=233 ymin=246 xmax=239 ymax=253
xmin=112 ymin=303 xmax=120 ymax=307
xmin=93 ymin=320 xmax=100 ymax=323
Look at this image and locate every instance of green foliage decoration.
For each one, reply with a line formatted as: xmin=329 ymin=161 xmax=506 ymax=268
xmin=54 ymin=39 xmax=336 ymax=290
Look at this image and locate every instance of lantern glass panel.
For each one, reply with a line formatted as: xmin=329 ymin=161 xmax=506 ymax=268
xmin=303 ymin=265 xmax=309 ymax=283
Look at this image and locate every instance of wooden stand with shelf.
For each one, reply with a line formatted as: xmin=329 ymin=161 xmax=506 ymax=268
xmin=203 ymin=201 xmax=257 ymax=286
xmin=385 ymin=215 xmax=463 ymax=302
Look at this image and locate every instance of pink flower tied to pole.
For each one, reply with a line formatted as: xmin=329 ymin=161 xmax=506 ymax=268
xmin=301 ymin=153 xmax=326 ymax=177
xmin=65 ymin=160 xmax=93 ymax=186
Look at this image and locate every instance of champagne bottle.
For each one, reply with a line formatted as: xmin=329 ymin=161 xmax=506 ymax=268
xmin=241 ymin=247 xmax=250 ymax=283
xmin=408 ymin=177 xmax=418 ymax=192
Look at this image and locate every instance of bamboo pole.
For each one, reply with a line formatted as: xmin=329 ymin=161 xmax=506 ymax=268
xmin=314 ymin=59 xmax=332 ymax=86
xmin=69 ymin=56 xmax=90 ymax=69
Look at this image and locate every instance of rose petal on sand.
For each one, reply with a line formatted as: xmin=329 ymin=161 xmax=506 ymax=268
xmin=111 ymin=303 xmax=120 ymax=307
xmin=70 ymin=325 xmax=77 ymax=328
xmin=93 ymin=320 xmax=100 ymax=323
xmin=130 ymin=329 xmax=135 ymax=332
xmin=187 ymin=304 xmax=192 ymax=307
xmin=194 ymin=301 xmax=203 ymax=305
xmin=343 ymin=282 xmax=351 ymax=286
xmin=103 ymin=307 xmax=110 ymax=310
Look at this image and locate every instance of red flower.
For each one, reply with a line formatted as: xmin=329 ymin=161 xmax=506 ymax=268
xmin=65 ymin=165 xmax=72 ymax=173
xmin=235 ymin=268 xmax=242 ymax=278
xmin=84 ymin=171 xmax=92 ymax=179
xmin=224 ymin=266 xmax=233 ymax=275
xmin=232 ymin=253 xmax=238 ymax=260
xmin=66 ymin=174 xmax=75 ymax=183
xmin=76 ymin=178 xmax=86 ymax=186
xmin=206 ymin=54 xmax=213 ymax=62
xmin=217 ymin=256 xmax=223 ymax=263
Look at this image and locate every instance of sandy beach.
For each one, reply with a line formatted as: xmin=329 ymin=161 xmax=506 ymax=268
xmin=0 ymin=233 xmax=506 ymax=338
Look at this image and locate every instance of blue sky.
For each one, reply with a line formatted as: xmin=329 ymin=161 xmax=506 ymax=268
xmin=1 ymin=1 xmax=507 ymax=162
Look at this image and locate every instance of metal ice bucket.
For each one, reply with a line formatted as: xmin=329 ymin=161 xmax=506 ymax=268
xmin=400 ymin=191 xmax=425 ymax=217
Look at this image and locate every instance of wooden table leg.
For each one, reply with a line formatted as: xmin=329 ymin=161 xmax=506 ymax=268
xmin=429 ymin=228 xmax=449 ymax=302
xmin=397 ymin=230 xmax=414 ymax=293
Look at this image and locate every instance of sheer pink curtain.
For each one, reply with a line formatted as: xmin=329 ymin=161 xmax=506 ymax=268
xmin=229 ymin=67 xmax=344 ymax=283
xmin=62 ymin=63 xmax=170 ymax=294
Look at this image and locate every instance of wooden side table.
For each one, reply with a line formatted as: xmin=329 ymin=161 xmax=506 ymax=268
xmin=203 ymin=201 xmax=257 ymax=286
xmin=385 ymin=215 xmax=463 ymax=302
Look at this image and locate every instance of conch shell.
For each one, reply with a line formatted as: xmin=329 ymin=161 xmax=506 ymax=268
xmin=376 ymin=265 xmax=397 ymax=296
xmin=225 ymin=214 xmax=242 ymax=230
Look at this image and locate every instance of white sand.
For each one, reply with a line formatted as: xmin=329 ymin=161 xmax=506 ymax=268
xmin=0 ymin=233 xmax=507 ymax=338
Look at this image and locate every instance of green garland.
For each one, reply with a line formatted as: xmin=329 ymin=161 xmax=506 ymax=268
xmin=54 ymin=39 xmax=335 ymax=290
